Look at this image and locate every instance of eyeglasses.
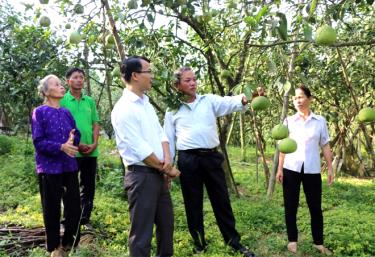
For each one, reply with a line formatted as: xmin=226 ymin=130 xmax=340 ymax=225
xmin=135 ymin=70 xmax=152 ymax=74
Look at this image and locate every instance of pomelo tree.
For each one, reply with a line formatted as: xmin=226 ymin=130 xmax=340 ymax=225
xmin=4 ymin=0 xmax=374 ymax=192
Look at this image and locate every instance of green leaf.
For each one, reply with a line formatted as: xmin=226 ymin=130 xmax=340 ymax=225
xmin=255 ymin=5 xmax=269 ymax=23
xmin=276 ymin=12 xmax=287 ymax=40
xmin=243 ymin=85 xmax=253 ymax=99
xmin=267 ymin=59 xmax=277 ymax=75
xmin=283 ymin=81 xmax=291 ymax=92
xmin=309 ymin=0 xmax=318 ymax=17
xmin=244 ymin=16 xmax=256 ymax=27
xmin=303 ymin=23 xmax=313 ymax=41
xmin=147 ymin=14 xmax=154 ymax=23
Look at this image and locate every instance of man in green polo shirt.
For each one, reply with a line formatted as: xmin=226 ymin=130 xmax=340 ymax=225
xmin=61 ymin=67 xmax=100 ymax=229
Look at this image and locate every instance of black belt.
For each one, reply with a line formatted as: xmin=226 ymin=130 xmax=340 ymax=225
xmin=127 ymin=165 xmax=162 ymax=174
xmin=179 ymin=147 xmax=218 ymax=155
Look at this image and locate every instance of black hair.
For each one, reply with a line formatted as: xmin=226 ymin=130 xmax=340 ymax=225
xmin=65 ymin=67 xmax=85 ymax=79
xmin=120 ymin=56 xmax=151 ymax=83
xmin=296 ymin=84 xmax=312 ymax=98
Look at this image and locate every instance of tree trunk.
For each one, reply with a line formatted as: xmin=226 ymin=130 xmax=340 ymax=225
xmin=336 ymin=48 xmax=375 ymax=170
xmin=240 ymin=113 xmax=246 ymax=162
xmin=249 ymin=110 xmax=270 ymax=187
xmin=267 ymin=34 xmax=301 ymax=197
xmin=83 ymin=42 xmax=91 ymax=96
xmin=101 ymin=0 xmax=126 ymax=61
xmin=226 ymin=112 xmax=237 ymax=145
xmin=218 ymin=120 xmax=239 ymax=196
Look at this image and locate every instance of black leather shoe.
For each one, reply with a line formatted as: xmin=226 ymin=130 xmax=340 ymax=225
xmin=193 ymin=243 xmax=207 ymax=254
xmin=192 ymin=235 xmax=207 ymax=254
xmin=238 ymin=245 xmax=257 ymax=257
xmin=230 ymin=243 xmax=257 ymax=257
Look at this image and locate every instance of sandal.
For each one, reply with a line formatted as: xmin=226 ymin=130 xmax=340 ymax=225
xmin=313 ymin=244 xmax=333 ymax=255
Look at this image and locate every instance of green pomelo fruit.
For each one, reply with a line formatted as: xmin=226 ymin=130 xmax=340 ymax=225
xmin=128 ymin=0 xmax=138 ymax=9
xmin=278 ymin=138 xmax=297 ymax=154
xmin=39 ymin=16 xmax=51 ymax=27
xmin=105 ymin=34 xmax=115 ymax=45
xmin=74 ymin=4 xmax=84 ymax=14
xmin=271 ymin=124 xmax=289 ymax=140
xmin=251 ymin=96 xmax=270 ymax=111
xmin=316 ymin=25 xmax=337 ymax=46
xmin=358 ymin=107 xmax=375 ymax=123
xmin=56 ymin=38 xmax=63 ymax=44
xmin=65 ymin=23 xmax=71 ymax=29
xmin=39 ymin=0 xmax=49 ymax=4
xmin=69 ymin=31 xmax=82 ymax=44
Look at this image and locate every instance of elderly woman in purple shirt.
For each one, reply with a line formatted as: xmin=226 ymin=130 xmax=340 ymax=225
xmin=31 ymin=74 xmax=81 ymax=257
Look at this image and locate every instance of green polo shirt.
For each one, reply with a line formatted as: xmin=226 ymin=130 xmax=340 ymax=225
xmin=61 ymin=91 xmax=99 ymax=157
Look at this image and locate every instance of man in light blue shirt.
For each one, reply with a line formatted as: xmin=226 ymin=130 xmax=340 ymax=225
xmin=164 ymin=67 xmax=257 ymax=257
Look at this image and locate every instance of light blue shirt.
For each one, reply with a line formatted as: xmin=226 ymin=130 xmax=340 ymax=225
xmin=283 ymin=112 xmax=330 ymax=174
xmin=111 ymin=88 xmax=168 ymax=166
xmin=164 ymin=93 xmax=246 ymax=159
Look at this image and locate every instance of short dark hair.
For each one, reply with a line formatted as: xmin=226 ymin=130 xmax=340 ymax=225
xmin=121 ymin=56 xmax=150 ymax=83
xmin=65 ymin=67 xmax=85 ymax=79
xmin=174 ymin=67 xmax=193 ymax=86
xmin=297 ymin=84 xmax=312 ymax=98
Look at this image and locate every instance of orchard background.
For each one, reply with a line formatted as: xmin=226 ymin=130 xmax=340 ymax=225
xmin=0 ymin=0 xmax=374 ymax=256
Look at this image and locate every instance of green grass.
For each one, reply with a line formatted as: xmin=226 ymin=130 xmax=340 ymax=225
xmin=0 ymin=137 xmax=374 ymax=256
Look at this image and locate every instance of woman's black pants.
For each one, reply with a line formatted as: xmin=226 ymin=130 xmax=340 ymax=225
xmin=282 ymin=167 xmax=323 ymax=245
xmin=38 ymin=172 xmax=81 ymax=252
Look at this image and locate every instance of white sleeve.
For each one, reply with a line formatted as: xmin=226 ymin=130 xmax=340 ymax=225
xmin=320 ymin=117 xmax=330 ymax=147
xmin=111 ymin=109 xmax=154 ymax=162
xmin=208 ymin=94 xmax=246 ymax=117
xmin=163 ymin=111 xmax=176 ymax=162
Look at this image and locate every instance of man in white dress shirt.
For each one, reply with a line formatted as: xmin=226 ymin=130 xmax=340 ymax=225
xmin=164 ymin=67 xmax=257 ymax=257
xmin=111 ymin=56 xmax=180 ymax=257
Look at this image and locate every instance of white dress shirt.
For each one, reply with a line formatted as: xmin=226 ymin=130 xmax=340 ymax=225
xmin=164 ymin=93 xmax=246 ymax=159
xmin=283 ymin=112 xmax=330 ymax=174
xmin=111 ymin=88 xmax=168 ymax=166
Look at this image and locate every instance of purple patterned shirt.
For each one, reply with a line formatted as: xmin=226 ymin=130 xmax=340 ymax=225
xmin=31 ymin=105 xmax=80 ymax=174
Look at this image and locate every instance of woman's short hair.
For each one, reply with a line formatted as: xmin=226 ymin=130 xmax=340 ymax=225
xmin=174 ymin=67 xmax=193 ymax=86
xmin=296 ymin=84 xmax=312 ymax=98
xmin=38 ymin=74 xmax=58 ymax=99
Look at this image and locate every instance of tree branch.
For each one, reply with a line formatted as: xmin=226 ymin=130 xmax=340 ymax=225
xmin=246 ymin=39 xmax=375 ymax=48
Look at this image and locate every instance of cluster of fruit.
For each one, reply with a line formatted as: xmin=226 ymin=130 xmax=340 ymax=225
xmin=38 ymin=0 xmax=85 ymax=45
xmin=250 ymin=95 xmax=374 ymax=154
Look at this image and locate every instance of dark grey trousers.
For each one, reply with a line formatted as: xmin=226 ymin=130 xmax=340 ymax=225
xmin=125 ymin=165 xmax=174 ymax=257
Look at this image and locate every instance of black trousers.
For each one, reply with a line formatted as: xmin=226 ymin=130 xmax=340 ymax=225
xmin=282 ymin=166 xmax=323 ymax=245
xmin=38 ymin=172 xmax=81 ymax=252
xmin=77 ymin=157 xmax=97 ymax=224
xmin=125 ymin=165 xmax=174 ymax=257
xmin=177 ymin=150 xmax=241 ymax=248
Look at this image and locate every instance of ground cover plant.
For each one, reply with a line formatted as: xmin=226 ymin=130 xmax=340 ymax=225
xmin=0 ymin=136 xmax=374 ymax=257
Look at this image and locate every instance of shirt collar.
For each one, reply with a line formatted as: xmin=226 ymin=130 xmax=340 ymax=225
xmin=181 ymin=94 xmax=205 ymax=110
xmin=123 ymin=88 xmax=149 ymax=103
xmin=191 ymin=94 xmax=205 ymax=104
xmin=292 ymin=111 xmax=319 ymax=121
xmin=66 ymin=90 xmax=87 ymax=101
